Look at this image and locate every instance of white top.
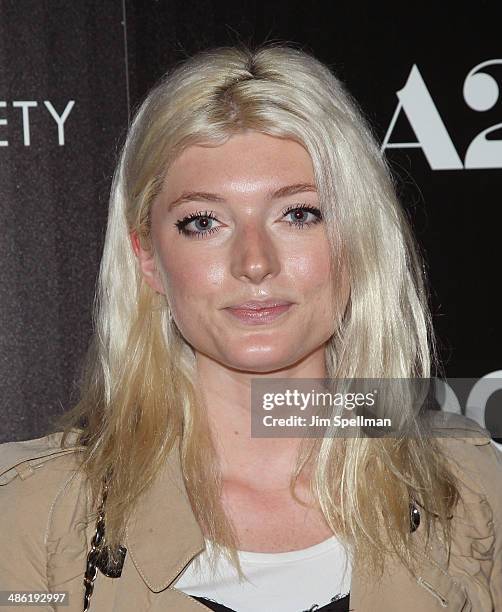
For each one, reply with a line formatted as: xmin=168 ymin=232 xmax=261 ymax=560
xmin=173 ymin=536 xmax=351 ymax=612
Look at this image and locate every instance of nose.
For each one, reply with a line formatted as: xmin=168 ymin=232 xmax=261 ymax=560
xmin=229 ymin=221 xmax=281 ymax=284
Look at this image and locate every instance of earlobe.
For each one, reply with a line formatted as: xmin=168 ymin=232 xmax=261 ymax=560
xmin=130 ymin=230 xmax=141 ymax=257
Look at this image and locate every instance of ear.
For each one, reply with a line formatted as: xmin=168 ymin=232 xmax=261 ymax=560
xmin=129 ymin=230 xmax=165 ymax=295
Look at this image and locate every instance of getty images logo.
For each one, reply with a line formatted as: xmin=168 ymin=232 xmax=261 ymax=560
xmin=382 ymin=60 xmax=502 ymax=170
xmin=0 ymin=100 xmax=74 ymax=146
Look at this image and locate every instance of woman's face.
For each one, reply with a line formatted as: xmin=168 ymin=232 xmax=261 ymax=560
xmin=137 ymin=130 xmax=350 ymax=372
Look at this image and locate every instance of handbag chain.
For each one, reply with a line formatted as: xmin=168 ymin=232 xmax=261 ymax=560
xmin=83 ymin=481 xmax=108 ymax=611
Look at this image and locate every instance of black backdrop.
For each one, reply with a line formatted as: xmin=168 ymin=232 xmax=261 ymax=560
xmin=1 ymin=1 xmax=501 ymax=443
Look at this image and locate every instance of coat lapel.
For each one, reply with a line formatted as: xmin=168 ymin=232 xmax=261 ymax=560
xmin=349 ymin=550 xmax=469 ymax=611
xmin=124 ymin=440 xmax=205 ymax=592
xmin=349 ymin=497 xmax=470 ymax=611
xmin=124 ymin=439 xmax=469 ymax=611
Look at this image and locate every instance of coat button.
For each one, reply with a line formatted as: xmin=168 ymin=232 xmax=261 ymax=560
xmin=410 ymin=501 xmax=421 ymax=532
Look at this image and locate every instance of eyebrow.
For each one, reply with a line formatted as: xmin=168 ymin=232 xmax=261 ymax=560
xmin=166 ymin=182 xmax=318 ymax=211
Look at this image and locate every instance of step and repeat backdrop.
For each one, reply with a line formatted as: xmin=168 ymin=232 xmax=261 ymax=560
xmin=1 ymin=1 xmax=501 ymax=443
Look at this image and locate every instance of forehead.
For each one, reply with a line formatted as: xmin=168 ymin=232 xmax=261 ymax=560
xmin=163 ymin=131 xmax=315 ymax=196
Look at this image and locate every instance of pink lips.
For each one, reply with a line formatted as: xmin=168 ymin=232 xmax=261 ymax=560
xmin=225 ymin=300 xmax=293 ymax=325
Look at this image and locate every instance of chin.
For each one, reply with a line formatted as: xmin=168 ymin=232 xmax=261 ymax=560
xmin=222 ymin=346 xmax=300 ymax=374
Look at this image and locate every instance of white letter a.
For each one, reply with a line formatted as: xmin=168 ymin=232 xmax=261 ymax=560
xmin=381 ymin=65 xmax=463 ymax=170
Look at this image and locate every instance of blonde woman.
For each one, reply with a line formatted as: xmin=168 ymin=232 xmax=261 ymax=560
xmin=1 ymin=43 xmax=501 ymax=612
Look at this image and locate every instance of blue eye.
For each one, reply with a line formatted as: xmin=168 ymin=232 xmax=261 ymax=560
xmin=174 ymin=210 xmax=221 ymax=239
xmin=174 ymin=204 xmax=323 ymax=239
xmin=281 ymin=204 xmax=323 ymax=228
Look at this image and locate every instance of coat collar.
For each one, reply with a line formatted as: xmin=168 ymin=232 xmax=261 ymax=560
xmin=123 ymin=436 xmax=471 ymax=610
xmin=124 ymin=439 xmax=205 ymax=593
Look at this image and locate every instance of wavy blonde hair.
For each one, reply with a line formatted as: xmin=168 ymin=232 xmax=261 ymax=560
xmin=56 ymin=41 xmax=460 ymax=582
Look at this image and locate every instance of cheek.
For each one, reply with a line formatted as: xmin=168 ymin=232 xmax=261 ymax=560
xmin=286 ymin=248 xmax=349 ymax=322
xmin=169 ymin=263 xmax=220 ymax=291
xmin=162 ymin=253 xmax=226 ymax=314
xmin=285 ymin=249 xmax=332 ymax=292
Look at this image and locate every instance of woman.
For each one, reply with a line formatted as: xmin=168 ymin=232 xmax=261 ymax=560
xmin=1 ymin=43 xmax=501 ymax=612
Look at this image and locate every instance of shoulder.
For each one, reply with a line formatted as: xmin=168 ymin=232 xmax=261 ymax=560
xmin=427 ymin=411 xmax=501 ymax=462
xmin=0 ymin=430 xmax=90 ymax=591
xmin=426 ymin=413 xmax=502 ymax=607
xmin=0 ymin=430 xmax=88 ymax=543
xmin=0 ymin=430 xmax=82 ymax=486
xmin=427 ymin=410 xmax=495 ymax=442
xmin=427 ymin=412 xmax=502 ymax=495
xmin=0 ymin=429 xmax=85 ymax=485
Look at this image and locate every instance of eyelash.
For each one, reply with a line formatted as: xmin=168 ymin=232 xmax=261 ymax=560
xmin=174 ymin=203 xmax=323 ymax=239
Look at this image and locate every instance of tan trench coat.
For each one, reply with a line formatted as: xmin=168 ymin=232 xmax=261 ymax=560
xmin=1 ymin=416 xmax=501 ymax=612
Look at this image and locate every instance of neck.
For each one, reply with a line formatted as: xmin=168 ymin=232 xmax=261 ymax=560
xmin=193 ymin=347 xmax=326 ymax=489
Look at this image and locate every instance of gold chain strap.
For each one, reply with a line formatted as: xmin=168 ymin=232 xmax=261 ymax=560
xmin=82 ymin=479 xmax=127 ymax=611
xmin=83 ymin=482 xmax=108 ymax=611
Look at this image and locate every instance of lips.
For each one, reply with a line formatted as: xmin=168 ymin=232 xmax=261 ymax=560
xmin=227 ymin=300 xmax=293 ymax=310
xmin=224 ymin=301 xmax=294 ymax=325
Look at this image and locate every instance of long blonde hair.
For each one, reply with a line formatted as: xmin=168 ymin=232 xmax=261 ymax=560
xmin=55 ymin=41 xmax=459 ymax=582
